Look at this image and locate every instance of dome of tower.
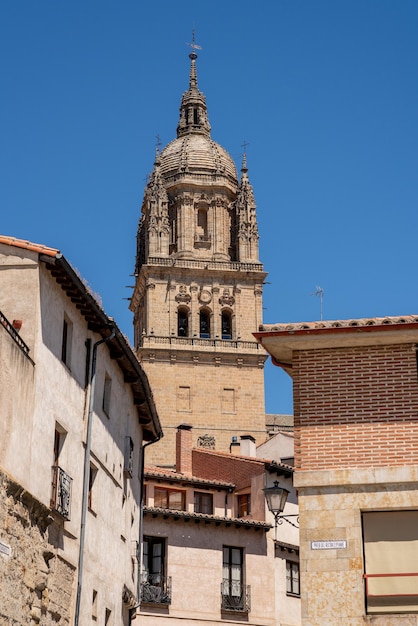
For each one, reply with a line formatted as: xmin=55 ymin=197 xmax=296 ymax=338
xmin=159 ymin=134 xmax=238 ymax=185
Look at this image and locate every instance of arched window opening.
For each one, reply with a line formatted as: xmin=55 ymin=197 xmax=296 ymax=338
xmin=221 ymin=311 xmax=232 ymax=340
xmin=193 ymin=108 xmax=199 ymax=124
xmin=196 ymin=208 xmax=209 ymax=244
xmin=200 ymin=310 xmax=210 ymax=339
xmin=178 ymin=309 xmax=189 ymax=337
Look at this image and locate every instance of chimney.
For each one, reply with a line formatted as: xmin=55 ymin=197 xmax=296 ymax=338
xmin=176 ymin=424 xmax=193 ymax=475
xmin=240 ymin=435 xmax=256 ymax=458
xmin=230 ymin=436 xmax=240 ymax=456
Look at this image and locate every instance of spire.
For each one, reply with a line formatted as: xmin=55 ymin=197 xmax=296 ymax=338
xmin=177 ymin=31 xmax=211 ymax=138
xmin=236 ymin=147 xmax=259 ymax=263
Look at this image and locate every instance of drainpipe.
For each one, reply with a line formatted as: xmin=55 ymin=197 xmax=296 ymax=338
xmin=129 ymin=433 xmax=162 ymax=623
xmin=74 ymin=328 xmax=115 ymax=626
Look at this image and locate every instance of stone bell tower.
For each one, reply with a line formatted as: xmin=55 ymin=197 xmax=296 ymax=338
xmin=131 ymin=44 xmax=267 ymax=467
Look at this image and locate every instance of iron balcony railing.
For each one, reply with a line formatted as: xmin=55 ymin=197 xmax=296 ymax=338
xmin=221 ymin=580 xmax=251 ymax=612
xmin=51 ymin=465 xmax=72 ymax=520
xmin=141 ymin=572 xmax=172 ymax=605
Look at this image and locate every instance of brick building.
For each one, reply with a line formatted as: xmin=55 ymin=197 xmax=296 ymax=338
xmin=255 ymin=316 xmax=418 ymax=625
xmin=131 ymin=44 xmax=267 ymax=466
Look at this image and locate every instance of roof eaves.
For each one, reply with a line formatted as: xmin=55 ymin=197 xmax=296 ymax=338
xmin=143 ymin=506 xmax=271 ymax=531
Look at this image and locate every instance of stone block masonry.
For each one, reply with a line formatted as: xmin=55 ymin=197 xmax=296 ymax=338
xmin=0 ymin=470 xmax=75 ymax=625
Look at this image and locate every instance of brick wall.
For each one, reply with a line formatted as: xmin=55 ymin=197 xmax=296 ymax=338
xmin=192 ymin=449 xmax=264 ymax=489
xmin=293 ymin=343 xmax=418 ymax=470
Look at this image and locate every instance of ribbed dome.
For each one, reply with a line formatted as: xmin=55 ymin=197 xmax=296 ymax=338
xmin=160 ymin=134 xmax=238 ymax=185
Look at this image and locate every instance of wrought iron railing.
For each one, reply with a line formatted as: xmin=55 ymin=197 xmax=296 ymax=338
xmin=0 ymin=310 xmax=31 ymax=357
xmin=51 ymin=465 xmax=72 ymax=520
xmin=221 ymin=580 xmax=251 ymax=612
xmin=141 ymin=573 xmax=172 ymax=604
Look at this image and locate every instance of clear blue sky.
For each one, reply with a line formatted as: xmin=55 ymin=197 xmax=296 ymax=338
xmin=1 ymin=1 xmax=417 ymax=414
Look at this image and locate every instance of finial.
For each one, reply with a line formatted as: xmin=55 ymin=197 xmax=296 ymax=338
xmin=155 ymin=134 xmax=162 ymax=160
xmin=186 ymin=29 xmax=202 ymax=60
xmin=241 ymin=140 xmax=249 ymax=171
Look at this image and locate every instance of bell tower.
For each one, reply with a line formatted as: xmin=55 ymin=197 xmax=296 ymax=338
xmin=131 ymin=44 xmax=267 ymax=467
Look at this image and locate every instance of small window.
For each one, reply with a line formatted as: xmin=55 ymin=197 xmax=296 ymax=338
xmin=286 ymin=561 xmax=300 ymax=596
xmin=199 ymin=309 xmax=210 ymax=338
xmin=88 ymin=464 xmax=98 ymax=511
xmin=124 ymin=436 xmax=134 ymax=479
xmin=105 ymin=608 xmax=111 ymax=625
xmin=237 ymin=494 xmax=251 ymax=518
xmin=194 ymin=492 xmax=213 ymax=514
xmin=92 ymin=590 xmax=98 ymax=621
xmin=102 ymin=374 xmax=112 ymax=416
xmin=221 ymin=311 xmax=232 ymax=340
xmin=178 ymin=309 xmax=189 ymax=337
xmin=154 ymin=488 xmax=185 ymax=511
xmin=61 ymin=315 xmax=73 ymax=368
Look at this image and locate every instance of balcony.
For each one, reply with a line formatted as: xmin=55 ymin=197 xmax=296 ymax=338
xmin=221 ymin=580 xmax=251 ymax=612
xmin=51 ymin=465 xmax=72 ymax=520
xmin=141 ymin=573 xmax=172 ymax=605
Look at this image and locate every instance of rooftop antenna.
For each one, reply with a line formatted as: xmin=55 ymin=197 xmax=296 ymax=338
xmin=311 ymin=286 xmax=324 ymax=321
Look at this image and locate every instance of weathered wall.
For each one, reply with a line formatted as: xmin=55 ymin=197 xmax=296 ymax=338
xmin=0 ymin=470 xmax=75 ymax=625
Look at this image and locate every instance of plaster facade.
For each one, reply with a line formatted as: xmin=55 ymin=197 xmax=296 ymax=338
xmin=256 ymin=316 xmax=418 ymax=625
xmin=137 ymin=425 xmax=300 ymax=626
xmin=0 ymin=237 xmax=161 ymax=625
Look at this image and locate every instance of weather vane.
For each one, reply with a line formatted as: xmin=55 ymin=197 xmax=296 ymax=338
xmin=186 ymin=29 xmax=202 ymax=54
xmin=311 ymin=286 xmax=324 ymax=321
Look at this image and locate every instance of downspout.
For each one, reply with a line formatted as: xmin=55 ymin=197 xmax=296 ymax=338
xmin=129 ymin=433 xmax=162 ymax=623
xmin=74 ymin=328 xmax=115 ymax=626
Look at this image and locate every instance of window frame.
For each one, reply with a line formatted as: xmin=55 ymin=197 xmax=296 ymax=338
xmin=286 ymin=560 xmax=300 ymax=597
xmin=154 ymin=487 xmax=185 ymax=511
xmin=194 ymin=491 xmax=213 ymax=514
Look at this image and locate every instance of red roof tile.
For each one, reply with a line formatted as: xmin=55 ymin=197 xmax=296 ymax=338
xmin=0 ymin=235 xmax=60 ymax=258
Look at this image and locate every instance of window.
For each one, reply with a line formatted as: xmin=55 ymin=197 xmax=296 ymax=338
xmin=102 ymin=374 xmax=112 ymax=416
xmin=178 ymin=308 xmax=189 ymax=337
xmin=221 ymin=310 xmax=232 ymax=340
xmin=154 ymin=488 xmax=185 ymax=511
xmin=199 ymin=309 xmax=210 ymax=338
xmin=194 ymin=492 xmax=213 ymax=514
xmin=51 ymin=425 xmax=72 ymax=520
xmin=123 ymin=436 xmax=134 ymax=478
xmin=237 ymin=494 xmax=251 ymax=518
xmin=142 ymin=536 xmax=171 ymax=604
xmin=88 ymin=464 xmax=98 ymax=511
xmin=104 ymin=608 xmax=111 ymax=625
xmin=92 ymin=589 xmax=97 ymax=621
xmin=286 ymin=561 xmax=300 ymax=596
xmin=61 ymin=315 xmax=73 ymax=368
xmin=362 ymin=511 xmax=418 ymax=614
xmin=222 ymin=546 xmax=249 ymax=612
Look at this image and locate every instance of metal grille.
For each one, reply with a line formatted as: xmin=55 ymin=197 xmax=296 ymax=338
xmin=141 ymin=573 xmax=172 ymax=604
xmin=51 ymin=465 xmax=72 ymax=520
xmin=221 ymin=580 xmax=251 ymax=612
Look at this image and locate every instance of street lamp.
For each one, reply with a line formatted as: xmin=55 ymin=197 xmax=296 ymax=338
xmin=263 ymin=480 xmax=299 ymax=537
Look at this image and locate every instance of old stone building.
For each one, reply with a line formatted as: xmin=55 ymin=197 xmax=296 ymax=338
xmin=256 ymin=316 xmax=418 ymax=625
xmin=131 ymin=45 xmax=267 ymax=466
xmin=0 ymin=236 xmax=162 ymax=625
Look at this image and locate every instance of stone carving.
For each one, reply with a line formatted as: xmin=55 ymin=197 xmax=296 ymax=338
xmin=197 ymin=434 xmax=215 ymax=449
xmin=219 ymin=288 xmax=235 ymax=307
xmin=175 ymin=285 xmax=191 ymax=303
xmin=199 ymin=289 xmax=212 ymax=304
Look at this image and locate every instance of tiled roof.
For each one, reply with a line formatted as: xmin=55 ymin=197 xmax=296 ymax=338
xmin=259 ymin=315 xmax=418 ymax=334
xmin=0 ymin=234 xmax=162 ymax=442
xmin=143 ymin=506 xmax=271 ymax=531
xmin=0 ymin=235 xmax=60 ymax=258
xmin=144 ymin=466 xmax=234 ymax=489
